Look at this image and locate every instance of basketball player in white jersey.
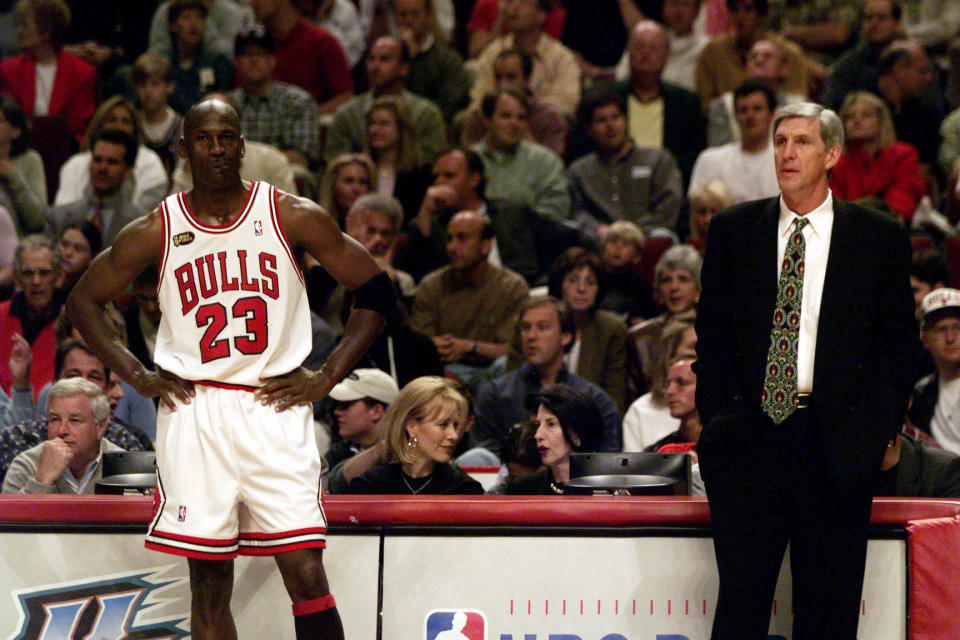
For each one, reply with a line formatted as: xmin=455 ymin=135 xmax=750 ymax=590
xmin=66 ymin=100 xmax=396 ymax=640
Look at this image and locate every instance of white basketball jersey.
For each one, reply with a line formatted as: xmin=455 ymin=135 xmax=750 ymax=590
xmin=155 ymin=182 xmax=311 ymax=386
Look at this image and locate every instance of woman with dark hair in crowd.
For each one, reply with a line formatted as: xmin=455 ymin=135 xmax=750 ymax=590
xmin=364 ymin=95 xmax=431 ymax=222
xmin=0 ymin=96 xmax=47 ymax=237
xmin=504 ymin=383 xmax=603 ymax=495
xmin=55 ymin=221 xmax=100 ymax=294
xmin=318 ymin=152 xmax=374 ymax=227
xmin=55 ymin=95 xmax=168 ymax=213
xmin=349 ymin=376 xmax=484 ymax=495
xmin=509 ymin=247 xmax=628 ymax=411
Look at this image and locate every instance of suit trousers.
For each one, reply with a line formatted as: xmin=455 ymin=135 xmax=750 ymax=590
xmin=701 ymin=408 xmax=873 ymax=640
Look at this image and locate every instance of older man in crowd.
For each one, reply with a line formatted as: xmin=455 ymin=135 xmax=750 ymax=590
xmin=0 ymin=236 xmax=63 ymax=399
xmin=2 ymin=378 xmax=122 ymax=494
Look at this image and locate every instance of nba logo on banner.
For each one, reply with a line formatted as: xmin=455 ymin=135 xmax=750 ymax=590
xmin=254 ymin=220 xmax=263 ymax=236
xmin=425 ymin=609 xmax=486 ymax=640
xmin=178 ymin=506 xmax=187 ymax=522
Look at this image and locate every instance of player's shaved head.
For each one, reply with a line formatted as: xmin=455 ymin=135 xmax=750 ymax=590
xmin=183 ymin=99 xmax=242 ymax=137
xmin=179 ymin=98 xmax=245 ymax=191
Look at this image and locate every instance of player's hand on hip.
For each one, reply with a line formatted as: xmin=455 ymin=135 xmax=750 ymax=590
xmin=137 ymin=369 xmax=195 ymax=411
xmin=257 ymin=368 xmax=320 ymax=412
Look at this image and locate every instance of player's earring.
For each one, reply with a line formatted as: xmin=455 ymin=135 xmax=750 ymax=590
xmin=406 ymin=434 xmax=419 ymax=448
xmin=570 ymin=434 xmax=581 ymax=447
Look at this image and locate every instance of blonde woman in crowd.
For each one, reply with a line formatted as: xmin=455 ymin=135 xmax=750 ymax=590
xmin=349 ymin=376 xmax=484 ymax=494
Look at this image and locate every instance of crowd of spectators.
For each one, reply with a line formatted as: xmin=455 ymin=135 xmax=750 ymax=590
xmin=1 ymin=0 xmax=960 ymax=497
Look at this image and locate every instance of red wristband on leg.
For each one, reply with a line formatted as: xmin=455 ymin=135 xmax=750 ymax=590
xmin=292 ymin=594 xmax=337 ymax=617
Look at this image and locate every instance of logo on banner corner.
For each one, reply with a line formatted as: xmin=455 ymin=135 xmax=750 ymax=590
xmin=7 ymin=567 xmax=189 ymax=640
xmin=425 ymin=608 xmax=487 ymax=640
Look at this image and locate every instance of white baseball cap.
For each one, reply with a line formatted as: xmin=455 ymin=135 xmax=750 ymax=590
xmin=921 ymin=287 xmax=960 ymax=321
xmin=329 ymin=369 xmax=399 ymax=405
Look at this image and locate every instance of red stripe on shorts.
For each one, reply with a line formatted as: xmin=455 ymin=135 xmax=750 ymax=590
xmin=150 ymin=529 xmax=239 ymax=547
xmin=145 ymin=540 xmax=238 ymax=561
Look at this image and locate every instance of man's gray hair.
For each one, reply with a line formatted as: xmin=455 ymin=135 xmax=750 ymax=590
xmin=773 ymin=102 xmax=844 ymax=152
xmin=45 ymin=377 xmax=110 ymax=423
xmin=14 ymin=234 xmax=62 ymax=276
xmin=348 ymin=193 xmax=403 ymax=232
xmin=654 ymin=244 xmax=703 ymax=290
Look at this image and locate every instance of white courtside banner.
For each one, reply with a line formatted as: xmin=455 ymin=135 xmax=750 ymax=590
xmin=0 ymin=532 xmax=903 ymax=639
xmin=382 ymin=536 xmax=905 ymax=640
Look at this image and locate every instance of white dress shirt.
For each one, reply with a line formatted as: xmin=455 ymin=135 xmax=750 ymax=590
xmin=777 ymin=191 xmax=835 ymax=394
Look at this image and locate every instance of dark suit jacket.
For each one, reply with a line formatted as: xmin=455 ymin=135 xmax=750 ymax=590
xmin=694 ymin=197 xmax=918 ymax=500
xmin=0 ymin=51 xmax=97 ymax=143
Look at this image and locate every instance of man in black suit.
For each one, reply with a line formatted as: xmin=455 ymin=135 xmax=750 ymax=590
xmin=694 ymin=102 xmax=917 ymax=639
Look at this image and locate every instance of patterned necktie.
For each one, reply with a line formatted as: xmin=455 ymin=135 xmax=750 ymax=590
xmin=762 ymin=217 xmax=808 ymax=424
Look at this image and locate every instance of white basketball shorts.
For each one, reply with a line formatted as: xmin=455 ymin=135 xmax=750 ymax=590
xmin=145 ymin=383 xmax=327 ymax=560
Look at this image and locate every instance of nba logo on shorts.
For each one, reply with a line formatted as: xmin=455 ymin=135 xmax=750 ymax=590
xmin=254 ymin=220 xmax=263 ymax=236
xmin=178 ymin=506 xmax=187 ymax=522
xmin=424 ymin=609 xmax=486 ymax=640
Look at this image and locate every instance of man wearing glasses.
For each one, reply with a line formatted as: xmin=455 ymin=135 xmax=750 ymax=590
xmin=0 ymin=235 xmax=62 ymax=399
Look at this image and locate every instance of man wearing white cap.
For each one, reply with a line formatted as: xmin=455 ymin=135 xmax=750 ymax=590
xmin=909 ymin=288 xmax=960 ymax=454
xmin=325 ymin=368 xmax=399 ymax=471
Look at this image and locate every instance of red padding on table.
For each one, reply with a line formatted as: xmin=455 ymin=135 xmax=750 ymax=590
xmin=2 ymin=495 xmax=960 ymax=527
xmin=907 ymin=516 xmax=960 ymax=640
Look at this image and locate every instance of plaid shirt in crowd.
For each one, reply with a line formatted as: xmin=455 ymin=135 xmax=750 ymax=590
xmin=230 ymin=83 xmax=321 ymax=166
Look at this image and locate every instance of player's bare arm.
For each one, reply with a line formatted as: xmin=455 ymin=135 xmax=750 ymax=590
xmin=66 ymin=211 xmax=195 ymax=409
xmin=256 ymin=193 xmax=394 ymax=410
